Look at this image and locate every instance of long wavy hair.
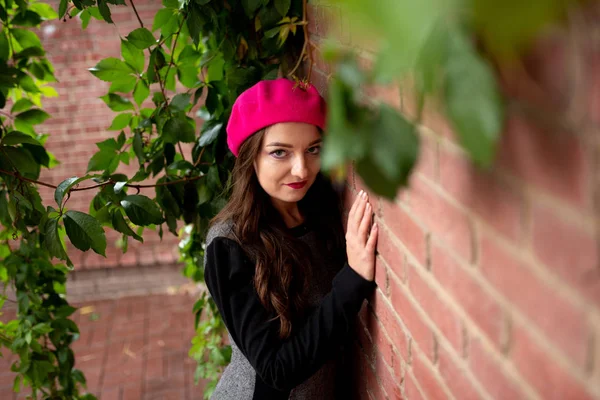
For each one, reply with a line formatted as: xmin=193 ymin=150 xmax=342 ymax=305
xmin=212 ymin=128 xmax=345 ymax=339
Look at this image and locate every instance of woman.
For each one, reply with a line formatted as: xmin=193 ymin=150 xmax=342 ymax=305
xmin=204 ymin=78 xmax=378 ymax=399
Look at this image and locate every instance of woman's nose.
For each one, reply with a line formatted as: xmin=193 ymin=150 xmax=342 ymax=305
xmin=291 ymin=156 xmax=308 ymax=179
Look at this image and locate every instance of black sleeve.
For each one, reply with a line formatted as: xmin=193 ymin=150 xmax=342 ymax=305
xmin=203 ymin=237 xmax=375 ymax=392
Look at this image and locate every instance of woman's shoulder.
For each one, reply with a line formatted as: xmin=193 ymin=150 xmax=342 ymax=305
xmin=206 ymin=219 xmax=237 ymax=247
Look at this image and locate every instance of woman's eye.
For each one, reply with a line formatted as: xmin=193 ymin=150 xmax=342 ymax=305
xmin=270 ymin=149 xmax=287 ymax=158
xmin=307 ymin=146 xmax=321 ymax=155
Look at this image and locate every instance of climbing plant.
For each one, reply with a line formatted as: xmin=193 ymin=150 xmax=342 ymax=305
xmin=0 ymin=0 xmax=583 ymax=398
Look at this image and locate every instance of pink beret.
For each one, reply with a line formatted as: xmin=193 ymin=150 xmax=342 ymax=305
xmin=226 ymin=78 xmax=326 ymax=157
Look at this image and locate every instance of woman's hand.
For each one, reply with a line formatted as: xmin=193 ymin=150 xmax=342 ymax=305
xmin=345 ymin=190 xmax=378 ymax=281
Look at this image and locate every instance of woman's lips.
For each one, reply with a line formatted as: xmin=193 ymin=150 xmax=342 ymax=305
xmin=285 ymin=181 xmax=307 ymax=189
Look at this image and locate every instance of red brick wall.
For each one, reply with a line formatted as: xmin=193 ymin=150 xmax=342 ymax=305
xmin=309 ymin=3 xmax=600 ymax=400
xmin=37 ymin=1 xmax=180 ymax=270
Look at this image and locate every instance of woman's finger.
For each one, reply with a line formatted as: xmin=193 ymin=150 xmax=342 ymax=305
xmin=350 ymin=191 xmax=367 ymax=232
xmin=358 ymin=201 xmax=373 ymax=243
xmin=347 ymin=190 xmax=362 ymax=227
xmin=366 ymin=222 xmax=378 ymax=252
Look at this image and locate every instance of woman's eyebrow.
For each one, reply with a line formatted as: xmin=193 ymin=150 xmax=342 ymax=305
xmin=265 ymin=139 xmax=322 ymax=148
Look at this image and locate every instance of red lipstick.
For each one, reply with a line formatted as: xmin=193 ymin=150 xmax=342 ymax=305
xmin=286 ymin=181 xmax=307 ymax=189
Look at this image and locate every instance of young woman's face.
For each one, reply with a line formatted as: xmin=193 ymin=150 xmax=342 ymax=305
xmin=254 ymin=122 xmax=322 ymax=206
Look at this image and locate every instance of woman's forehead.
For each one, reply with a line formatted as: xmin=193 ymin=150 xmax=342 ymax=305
xmin=263 ymin=122 xmax=321 ymax=146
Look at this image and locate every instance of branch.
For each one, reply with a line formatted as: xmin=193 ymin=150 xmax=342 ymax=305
xmin=0 ymin=167 xmax=57 ymax=189
xmin=0 ymin=168 xmax=205 ymax=192
xmin=287 ymin=0 xmax=314 ymax=81
xmin=129 ymin=0 xmax=144 ymax=28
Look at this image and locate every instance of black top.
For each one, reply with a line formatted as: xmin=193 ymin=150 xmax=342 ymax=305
xmin=203 ymin=223 xmax=375 ymax=399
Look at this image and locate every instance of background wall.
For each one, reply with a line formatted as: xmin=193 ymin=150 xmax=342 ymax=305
xmin=307 ymin=2 xmax=600 ymax=400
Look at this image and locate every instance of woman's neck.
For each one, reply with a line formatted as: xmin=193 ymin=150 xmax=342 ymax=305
xmin=271 ymin=199 xmax=304 ymax=228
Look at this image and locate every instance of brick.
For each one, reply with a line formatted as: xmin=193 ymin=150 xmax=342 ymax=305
xmin=365 ymin=306 xmax=395 ymax=370
xmin=511 ymin=325 xmax=595 ymax=400
xmin=531 ymin=204 xmax=600 ymax=303
xmin=371 ymin=290 xmax=411 ymax=366
xmin=376 ymin=227 xmax=406 ymax=282
xmin=410 ymin=351 xmax=450 ymax=400
xmin=480 ymin=234 xmax=588 ymax=368
xmin=412 ymin=130 xmax=439 ymax=181
xmin=468 ymin=338 xmax=526 ymax=399
xmin=404 ymin=372 xmax=425 ymax=400
xmin=375 ymin=255 xmax=390 ymax=294
xmin=431 ymin=243 xmax=504 ymax=347
xmin=389 ymin=276 xmax=435 ymax=361
xmin=407 ymin=177 xmax=474 ymax=262
xmin=373 ymin=350 xmax=402 ymax=400
xmin=438 ymin=146 xmax=524 ymax=242
xmin=438 ymin=344 xmax=483 ymax=400
xmin=407 ymin=263 xmax=463 ymax=353
xmin=497 ymin=116 xmax=590 ymax=208
xmin=381 ymin=200 xmax=429 ymax=268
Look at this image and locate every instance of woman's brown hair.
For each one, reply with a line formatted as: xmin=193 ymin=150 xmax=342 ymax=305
xmin=212 ymin=128 xmax=345 ymax=339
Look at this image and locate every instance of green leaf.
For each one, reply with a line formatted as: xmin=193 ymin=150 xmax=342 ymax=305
xmin=199 ymin=121 xmax=222 ymax=147
xmin=207 ymin=54 xmax=225 ymax=82
xmin=96 ymin=137 xmax=120 ymax=151
xmin=1 ymin=147 xmax=40 ymax=179
xmin=100 ymin=93 xmax=134 ymax=111
xmin=1 ymin=131 xmax=40 ymax=146
xmin=274 ymin=0 xmax=291 ymax=16
xmin=170 ymin=93 xmax=190 ymax=112
xmin=89 ymin=58 xmax=133 ymax=82
xmin=126 ymin=28 xmax=156 ymax=49
xmin=177 ymin=64 xmax=200 ymax=88
xmin=109 ymin=75 xmax=137 ymax=93
xmin=121 ymin=195 xmax=163 ymax=226
xmin=29 ymin=3 xmax=58 ymax=19
xmin=444 ymin=30 xmax=503 ymax=167
xmin=133 ymin=131 xmax=145 ymax=164
xmin=111 ymin=209 xmax=143 ymax=242
xmin=10 ymin=98 xmax=34 ymax=113
xmin=12 ymin=29 xmax=42 ymax=49
xmin=11 ymin=11 xmax=43 ymax=28
xmin=241 ymin=0 xmax=262 ymax=17
xmin=55 ymin=176 xmax=92 ymax=206
xmin=15 ymin=109 xmax=50 ymax=125
xmin=44 ymin=218 xmax=67 ymax=260
xmin=64 ymin=210 xmax=107 ymax=256
xmin=369 ymin=105 xmax=419 ymax=183
xmin=133 ymin=80 xmax=149 ymax=106
xmin=121 ymin=39 xmax=144 ymax=73
xmin=152 ymin=8 xmax=173 ymax=32
xmin=0 ymin=31 xmax=9 ymax=60
xmin=87 ymin=148 xmax=118 ymax=172
xmin=58 ymin=0 xmax=68 ymax=19
xmin=108 ymin=113 xmax=132 ymax=130
xmin=186 ymin=3 xmax=204 ymax=46
xmin=97 ymin=0 xmax=113 ymax=23
xmin=163 ymin=114 xmax=196 ymax=143
xmin=54 ymin=305 xmax=77 ymax=319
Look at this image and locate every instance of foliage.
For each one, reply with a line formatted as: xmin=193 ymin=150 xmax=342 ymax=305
xmin=0 ymin=0 xmax=581 ymax=398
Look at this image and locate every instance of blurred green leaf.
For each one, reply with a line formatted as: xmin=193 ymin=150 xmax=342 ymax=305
xmin=444 ymin=29 xmax=503 ymax=167
xmin=133 ymin=80 xmax=149 ymax=105
xmin=1 ymin=131 xmax=40 ymax=146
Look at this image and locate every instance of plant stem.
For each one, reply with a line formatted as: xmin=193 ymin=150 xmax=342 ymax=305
xmin=129 ymin=0 xmax=144 ymax=28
